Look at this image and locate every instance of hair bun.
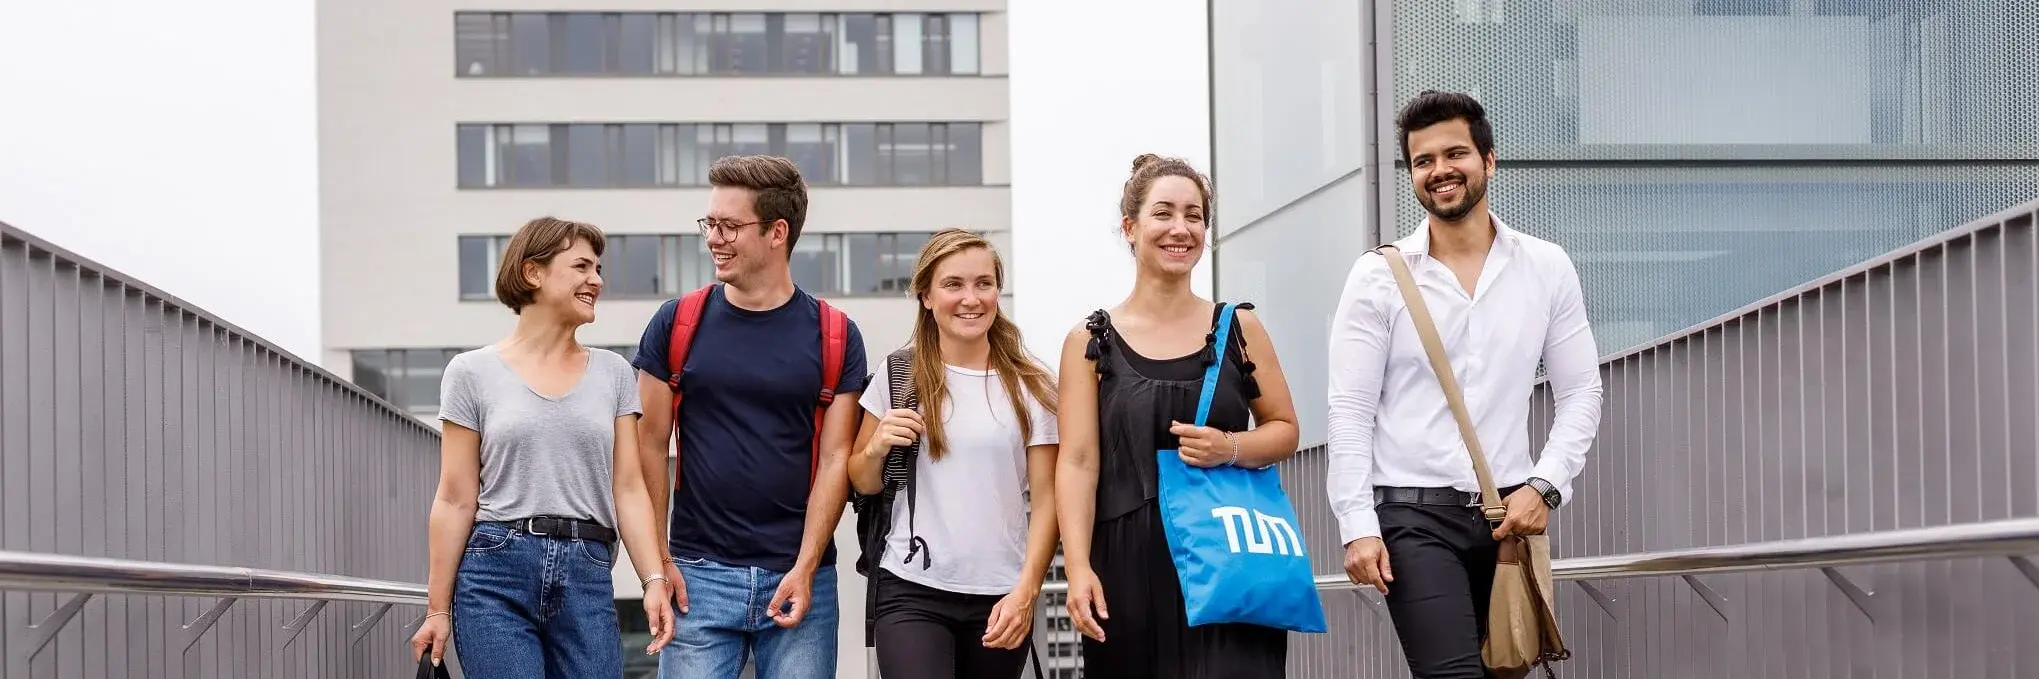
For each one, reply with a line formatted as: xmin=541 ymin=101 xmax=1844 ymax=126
xmin=1131 ymin=153 xmax=1164 ymax=173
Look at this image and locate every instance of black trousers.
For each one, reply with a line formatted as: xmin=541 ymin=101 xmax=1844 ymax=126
xmin=872 ymin=569 xmax=1031 ymax=679
xmin=1379 ymin=501 xmax=1503 ymax=679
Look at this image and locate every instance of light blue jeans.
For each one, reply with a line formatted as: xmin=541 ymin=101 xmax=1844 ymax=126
xmin=657 ymin=556 xmax=838 ymax=679
xmin=451 ymin=521 xmax=622 ymax=679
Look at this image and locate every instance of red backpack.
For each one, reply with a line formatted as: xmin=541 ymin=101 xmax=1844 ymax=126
xmin=663 ymin=284 xmax=850 ymax=494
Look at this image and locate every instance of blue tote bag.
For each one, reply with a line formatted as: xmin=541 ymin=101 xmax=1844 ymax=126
xmin=1155 ymin=303 xmax=1328 ymax=633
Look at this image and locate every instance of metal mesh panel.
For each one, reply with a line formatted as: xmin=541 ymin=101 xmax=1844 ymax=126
xmin=1390 ymin=0 xmax=2039 ymax=160
xmin=1391 ymin=164 xmax=2039 ymax=355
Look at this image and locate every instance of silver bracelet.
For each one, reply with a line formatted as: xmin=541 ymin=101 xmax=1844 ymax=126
xmin=1224 ymin=431 xmax=1240 ymax=466
xmin=424 ymin=611 xmax=450 ymax=621
xmin=641 ymin=574 xmax=668 ymax=589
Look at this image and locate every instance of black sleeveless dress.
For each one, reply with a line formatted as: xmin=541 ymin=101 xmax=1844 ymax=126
xmin=1078 ymin=302 xmax=1287 ymax=679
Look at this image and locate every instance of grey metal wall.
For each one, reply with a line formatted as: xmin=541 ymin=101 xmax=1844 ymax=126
xmin=0 ymin=222 xmax=442 ymax=678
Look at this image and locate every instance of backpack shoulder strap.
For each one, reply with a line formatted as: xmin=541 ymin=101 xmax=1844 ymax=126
xmin=884 ymin=347 xmax=931 ymax=571
xmin=811 ymin=300 xmax=851 ymax=485
xmin=666 ymin=284 xmax=715 ymax=493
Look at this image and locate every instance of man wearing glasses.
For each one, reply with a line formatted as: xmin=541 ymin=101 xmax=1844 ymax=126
xmin=632 ymin=155 xmax=870 ymax=678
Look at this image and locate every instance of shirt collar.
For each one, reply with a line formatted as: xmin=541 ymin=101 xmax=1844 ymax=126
xmin=1398 ymin=210 xmax=1518 ymax=257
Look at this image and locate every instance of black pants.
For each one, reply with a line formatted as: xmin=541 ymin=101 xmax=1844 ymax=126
xmin=1379 ymin=501 xmax=1503 ymax=679
xmin=872 ymin=569 xmax=1030 ymax=679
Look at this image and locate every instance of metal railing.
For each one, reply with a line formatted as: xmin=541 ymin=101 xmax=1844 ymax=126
xmin=1036 ymin=516 xmax=2039 ymax=597
xmin=0 ymin=551 xmax=424 ymax=674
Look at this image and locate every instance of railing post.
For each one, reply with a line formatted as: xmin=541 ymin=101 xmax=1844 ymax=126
xmin=6 ymin=592 xmax=91 ymax=673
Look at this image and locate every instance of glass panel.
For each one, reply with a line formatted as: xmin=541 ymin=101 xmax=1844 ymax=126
xmin=507 ymin=124 xmax=552 ymax=187
xmin=949 ymin=14 xmax=979 ymax=75
xmin=560 ymin=13 xmax=605 ymax=74
xmin=1389 ymin=164 xmax=2039 ymax=355
xmin=882 ymin=232 xmax=928 ymax=293
xmin=454 ymin=13 xmax=501 ymax=75
xmin=891 ymin=14 xmax=923 ymax=74
xmin=676 ymin=125 xmax=710 ymax=185
xmin=606 ymin=234 xmax=663 ymax=296
xmin=350 ymin=350 xmax=391 ymax=401
xmin=888 ymin=123 xmax=932 ymax=185
xmin=510 ymin=13 xmax=550 ymax=75
xmin=725 ymin=123 xmax=771 ymax=159
xmin=672 ymin=234 xmax=714 ymax=291
xmin=621 ymin=124 xmax=658 ymax=186
xmin=838 ymin=14 xmax=880 ymax=74
xmin=458 ymin=236 xmax=493 ymax=299
xmin=784 ymin=124 xmax=836 ymax=184
xmin=397 ymin=349 xmax=454 ymax=411
xmin=842 ymin=124 xmax=878 ymax=185
xmin=781 ymin=13 xmax=831 ymax=74
xmin=790 ymin=233 xmax=841 ymax=294
xmin=947 ymin=123 xmax=982 ymax=185
xmin=457 ymin=125 xmax=488 ymax=187
xmin=921 ymin=14 xmax=950 ymax=75
xmin=1392 ymin=0 xmax=2039 ymax=160
xmin=618 ymin=13 xmax=658 ymax=75
xmin=566 ymin=124 xmax=608 ymax=187
xmin=716 ymin=13 xmax=770 ymax=73
xmin=847 ymin=233 xmax=882 ymax=293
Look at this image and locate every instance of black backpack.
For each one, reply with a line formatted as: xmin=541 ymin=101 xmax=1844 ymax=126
xmin=851 ymin=348 xmax=927 ymax=646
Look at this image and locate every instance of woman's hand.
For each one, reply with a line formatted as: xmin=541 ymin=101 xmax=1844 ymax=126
xmin=868 ymin=408 xmax=924 ymax=454
xmin=982 ymin=589 xmax=1036 ymax=649
xmin=1064 ymin=566 xmax=1109 ymax=642
xmin=409 ymin=613 xmax=450 ymax=667
xmin=1168 ymin=420 xmax=1236 ymax=467
xmin=640 ymin=578 xmax=676 ymax=654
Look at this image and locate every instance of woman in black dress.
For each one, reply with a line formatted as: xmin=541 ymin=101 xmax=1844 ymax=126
xmin=1053 ymin=153 xmax=1302 ymax=678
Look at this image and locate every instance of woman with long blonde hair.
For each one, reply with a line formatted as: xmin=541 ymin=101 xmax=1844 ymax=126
xmin=847 ymin=228 xmax=1060 ymax=679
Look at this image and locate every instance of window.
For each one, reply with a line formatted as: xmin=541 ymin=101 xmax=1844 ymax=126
xmin=457 ymin=235 xmax=510 ymax=299
xmin=351 ymin=349 xmax=460 ymax=413
xmin=457 ymin=122 xmax=986 ymax=188
xmin=457 ymin=232 xmax=938 ymax=300
xmin=454 ymin=11 xmax=981 ymax=76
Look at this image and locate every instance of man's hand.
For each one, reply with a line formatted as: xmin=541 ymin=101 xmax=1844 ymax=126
xmin=766 ymin=567 xmax=814 ymax=628
xmin=1492 ymin=486 xmax=1550 ymax=541
xmin=1167 ymin=421 xmax=1234 ymax=467
xmin=1343 ymin=537 xmax=1392 ymax=595
xmin=664 ymin=560 xmax=689 ymax=615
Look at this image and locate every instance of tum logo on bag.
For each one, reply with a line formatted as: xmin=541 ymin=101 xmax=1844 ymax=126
xmin=1210 ymin=506 xmax=1305 ymax=557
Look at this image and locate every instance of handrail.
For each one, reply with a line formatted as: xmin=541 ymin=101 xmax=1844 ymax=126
xmin=1039 ymin=516 xmax=2039 ymax=595
xmin=0 ymin=550 xmax=425 ymax=605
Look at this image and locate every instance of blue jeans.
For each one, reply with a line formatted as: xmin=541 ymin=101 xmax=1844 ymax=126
xmin=657 ymin=557 xmax=838 ymax=679
xmin=452 ymin=521 xmax=623 ymax=679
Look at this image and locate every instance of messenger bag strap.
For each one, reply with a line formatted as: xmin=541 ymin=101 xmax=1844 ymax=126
xmin=1373 ymin=245 xmax=1506 ymax=525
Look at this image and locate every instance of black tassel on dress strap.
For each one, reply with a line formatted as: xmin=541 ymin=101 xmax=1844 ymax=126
xmin=1084 ymin=309 xmax=1114 ymax=374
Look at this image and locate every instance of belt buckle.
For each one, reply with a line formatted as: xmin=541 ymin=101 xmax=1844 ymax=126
xmin=1463 ymin=491 xmax=1482 ymax=508
xmin=523 ymin=518 xmax=551 ymax=537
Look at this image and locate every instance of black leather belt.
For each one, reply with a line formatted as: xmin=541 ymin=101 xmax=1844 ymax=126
xmin=492 ymin=517 xmax=615 ymax=543
xmin=1375 ymin=485 xmax=1524 ymax=507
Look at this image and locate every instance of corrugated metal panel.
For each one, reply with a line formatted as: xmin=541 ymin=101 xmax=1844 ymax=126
xmin=1517 ymin=203 xmax=2039 ymax=678
xmin=0 ymin=221 xmax=440 ymax=679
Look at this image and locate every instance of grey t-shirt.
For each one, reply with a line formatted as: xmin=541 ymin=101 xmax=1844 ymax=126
xmin=438 ymin=345 xmax=643 ymax=529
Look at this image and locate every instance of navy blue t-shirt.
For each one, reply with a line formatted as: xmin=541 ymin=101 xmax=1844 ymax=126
xmin=632 ymin=285 xmax=870 ymax=573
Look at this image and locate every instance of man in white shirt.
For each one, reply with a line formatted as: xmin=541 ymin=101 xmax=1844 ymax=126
xmin=1325 ymin=90 xmax=1604 ymax=678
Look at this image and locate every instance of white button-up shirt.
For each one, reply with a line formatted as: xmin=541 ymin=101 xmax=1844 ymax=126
xmin=1325 ymin=214 xmax=1604 ymax=544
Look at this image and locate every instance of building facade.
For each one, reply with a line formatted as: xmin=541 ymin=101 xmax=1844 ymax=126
xmin=315 ymin=2 xmax=1011 ymax=676
xmin=1208 ymin=0 xmax=2039 ymax=676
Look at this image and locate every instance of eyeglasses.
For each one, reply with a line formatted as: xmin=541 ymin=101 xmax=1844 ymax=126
xmin=696 ymin=217 xmax=768 ymax=240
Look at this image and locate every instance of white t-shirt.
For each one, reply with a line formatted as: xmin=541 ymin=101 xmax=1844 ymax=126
xmin=859 ymin=362 xmax=1058 ymax=595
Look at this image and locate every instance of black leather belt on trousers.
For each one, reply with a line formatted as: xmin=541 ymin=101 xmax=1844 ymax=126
xmin=1375 ymin=485 xmax=1524 ymax=507
xmin=493 ymin=516 xmax=616 ymax=543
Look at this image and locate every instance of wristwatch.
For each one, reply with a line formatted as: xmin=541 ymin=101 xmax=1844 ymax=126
xmin=1525 ymin=477 xmax=1562 ymax=509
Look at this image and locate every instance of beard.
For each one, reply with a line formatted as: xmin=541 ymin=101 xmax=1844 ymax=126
xmin=1415 ymin=172 xmax=1488 ymax=223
